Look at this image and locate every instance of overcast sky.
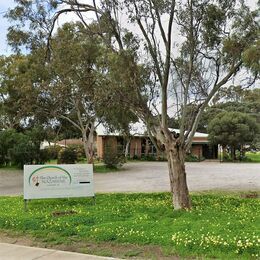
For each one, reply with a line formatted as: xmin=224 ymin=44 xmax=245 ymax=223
xmin=0 ymin=0 xmax=16 ymax=55
xmin=0 ymin=0 xmax=258 ymax=56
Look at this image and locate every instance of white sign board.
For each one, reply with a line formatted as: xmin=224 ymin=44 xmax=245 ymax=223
xmin=24 ymin=164 xmax=94 ymax=200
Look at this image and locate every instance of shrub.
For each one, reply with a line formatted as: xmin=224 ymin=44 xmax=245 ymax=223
xmin=68 ymin=144 xmax=85 ymax=160
xmin=8 ymin=135 xmax=34 ymax=168
xmin=0 ymin=128 xmax=49 ymax=168
xmin=37 ymin=149 xmax=51 ymax=164
xmin=58 ymin=147 xmax=78 ymax=164
xmin=103 ymin=145 xmax=125 ymax=169
xmin=223 ymin=152 xmax=232 ymax=162
xmin=157 ymin=156 xmax=167 ymax=161
xmin=132 ymin=154 xmax=139 ymax=160
xmin=45 ymin=145 xmax=62 ymax=160
xmin=0 ymin=129 xmax=17 ymax=166
xmin=141 ymin=155 xmax=156 ymax=161
xmin=240 ymin=156 xmax=253 ymax=162
xmin=185 ymin=153 xmax=199 ymax=162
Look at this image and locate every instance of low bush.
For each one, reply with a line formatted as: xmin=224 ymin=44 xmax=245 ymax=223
xmin=157 ymin=156 xmax=167 ymax=161
xmin=37 ymin=149 xmax=51 ymax=164
xmin=185 ymin=153 xmax=199 ymax=162
xmin=68 ymin=144 xmax=85 ymax=160
xmin=45 ymin=145 xmax=62 ymax=160
xmin=141 ymin=155 xmax=157 ymax=161
xmin=132 ymin=154 xmax=139 ymax=160
xmin=58 ymin=147 xmax=78 ymax=164
xmin=0 ymin=128 xmax=49 ymax=168
xmin=103 ymin=145 xmax=125 ymax=169
xmin=0 ymin=129 xmax=18 ymax=166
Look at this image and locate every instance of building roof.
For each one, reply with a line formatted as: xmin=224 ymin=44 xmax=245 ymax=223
xmin=96 ymin=124 xmax=208 ymax=140
xmin=40 ymin=141 xmax=65 ymax=150
xmin=96 ymin=122 xmax=146 ymax=137
xmin=168 ymin=128 xmax=208 ymax=138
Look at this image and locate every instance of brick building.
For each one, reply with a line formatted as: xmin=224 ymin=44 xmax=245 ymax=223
xmin=96 ymin=127 xmax=217 ymax=160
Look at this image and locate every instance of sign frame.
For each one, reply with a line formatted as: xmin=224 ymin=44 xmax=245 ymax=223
xmin=23 ymin=164 xmax=95 ymax=210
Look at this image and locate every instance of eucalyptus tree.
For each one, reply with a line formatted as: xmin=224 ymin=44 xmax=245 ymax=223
xmin=7 ymin=0 xmax=259 ymax=210
xmin=0 ymin=54 xmax=44 ymax=130
xmin=40 ymin=22 xmax=107 ymax=163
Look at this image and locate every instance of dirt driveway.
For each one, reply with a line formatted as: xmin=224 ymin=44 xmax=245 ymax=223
xmin=0 ymin=161 xmax=259 ymax=196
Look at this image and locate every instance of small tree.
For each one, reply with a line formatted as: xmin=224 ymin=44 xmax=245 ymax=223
xmin=208 ymin=112 xmax=259 ymax=160
xmin=103 ymin=145 xmax=125 ymax=169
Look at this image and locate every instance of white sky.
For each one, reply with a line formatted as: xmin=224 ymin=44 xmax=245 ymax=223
xmin=0 ymin=0 xmax=258 ymax=55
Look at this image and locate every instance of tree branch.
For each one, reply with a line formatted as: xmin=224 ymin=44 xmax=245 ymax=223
xmin=59 ymin=114 xmax=82 ymax=132
xmin=184 ymin=60 xmax=243 ymax=151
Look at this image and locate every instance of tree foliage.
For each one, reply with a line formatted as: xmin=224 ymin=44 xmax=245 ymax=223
xmin=197 ymin=87 xmax=260 ymax=133
xmin=0 ymin=127 xmax=49 ymax=167
xmin=208 ymin=111 xmax=259 ymax=160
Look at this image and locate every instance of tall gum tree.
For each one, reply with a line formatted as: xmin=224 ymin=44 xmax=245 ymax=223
xmin=6 ymin=0 xmax=259 ymax=210
xmin=40 ymin=23 xmax=106 ymax=163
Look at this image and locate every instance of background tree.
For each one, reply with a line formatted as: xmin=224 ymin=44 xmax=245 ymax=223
xmin=0 ymin=55 xmax=39 ymax=129
xmin=196 ymin=87 xmax=260 ymax=133
xmin=208 ymin=111 xmax=259 ymax=160
xmin=36 ymin=22 xmax=106 ymax=163
xmin=6 ymin=0 xmax=259 ymax=210
xmin=0 ymin=127 xmax=49 ymax=167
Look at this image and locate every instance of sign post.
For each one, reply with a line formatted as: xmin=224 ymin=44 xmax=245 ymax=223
xmin=24 ymin=164 xmax=94 ymax=209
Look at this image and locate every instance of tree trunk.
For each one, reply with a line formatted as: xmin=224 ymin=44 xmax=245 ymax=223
xmin=124 ymin=138 xmax=131 ymax=158
xmin=86 ymin=124 xmax=95 ymax=164
xmin=231 ymin=146 xmax=236 ymax=161
xmin=82 ymin=123 xmax=95 ymax=164
xmin=166 ymin=146 xmax=191 ymax=210
xmin=82 ymin=130 xmax=89 ymax=162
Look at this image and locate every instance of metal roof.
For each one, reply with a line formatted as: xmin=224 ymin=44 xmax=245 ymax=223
xmin=96 ymin=124 xmax=208 ymax=139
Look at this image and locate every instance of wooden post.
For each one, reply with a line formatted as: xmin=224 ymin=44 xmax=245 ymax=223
xmin=24 ymin=199 xmax=28 ymax=212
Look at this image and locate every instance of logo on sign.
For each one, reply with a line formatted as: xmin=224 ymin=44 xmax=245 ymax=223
xmin=29 ymin=166 xmax=72 ymax=187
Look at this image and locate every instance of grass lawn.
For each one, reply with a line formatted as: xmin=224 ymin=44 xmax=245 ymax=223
xmin=0 ymin=163 xmax=121 ymax=173
xmin=93 ymin=164 xmax=122 ymax=173
xmin=246 ymin=152 xmax=260 ymax=162
xmin=0 ymin=193 xmax=259 ymax=259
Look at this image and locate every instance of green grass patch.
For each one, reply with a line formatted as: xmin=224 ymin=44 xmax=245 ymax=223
xmin=0 ymin=193 xmax=259 ymax=259
xmin=245 ymin=152 xmax=260 ymax=162
xmin=0 ymin=165 xmax=20 ymax=170
xmin=93 ymin=164 xmax=121 ymax=173
xmin=46 ymin=160 xmax=122 ymax=173
xmin=45 ymin=159 xmax=59 ymax=164
xmin=0 ymin=162 xmax=122 ymax=173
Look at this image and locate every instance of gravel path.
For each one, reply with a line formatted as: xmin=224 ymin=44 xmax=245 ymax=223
xmin=0 ymin=162 xmax=259 ymax=196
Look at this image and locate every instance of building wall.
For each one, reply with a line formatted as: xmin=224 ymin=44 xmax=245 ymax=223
xmin=104 ymin=136 xmax=118 ymax=153
xmin=97 ymin=136 xmax=121 ymax=159
xmin=191 ymin=144 xmax=203 ymax=159
xmin=57 ymin=139 xmax=83 ymax=146
xmin=96 ymin=136 xmax=216 ymax=160
xmin=129 ymin=137 xmax=142 ymax=157
xmin=96 ymin=136 xmax=104 ymax=159
xmin=192 ymin=137 xmax=208 ymax=143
